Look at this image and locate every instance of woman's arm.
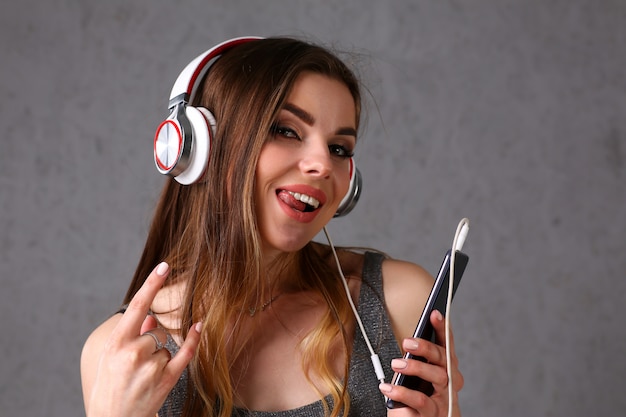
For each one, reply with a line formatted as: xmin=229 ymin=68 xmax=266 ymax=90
xmin=381 ymin=259 xmax=464 ymax=417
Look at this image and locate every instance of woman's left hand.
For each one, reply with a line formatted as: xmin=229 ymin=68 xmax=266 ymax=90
xmin=380 ymin=310 xmax=464 ymax=417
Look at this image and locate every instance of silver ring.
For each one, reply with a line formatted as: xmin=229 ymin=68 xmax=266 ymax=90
xmin=143 ymin=330 xmax=165 ymax=353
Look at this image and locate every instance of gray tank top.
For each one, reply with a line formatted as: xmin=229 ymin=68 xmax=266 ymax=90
xmin=158 ymin=251 xmax=400 ymax=417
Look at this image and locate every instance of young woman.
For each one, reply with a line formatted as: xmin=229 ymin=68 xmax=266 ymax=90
xmin=80 ymin=37 xmax=463 ymax=417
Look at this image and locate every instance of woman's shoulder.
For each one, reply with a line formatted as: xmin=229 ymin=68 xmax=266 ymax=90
xmin=381 ymin=257 xmax=434 ymax=343
xmin=330 ymin=246 xmax=434 ymax=343
xmin=82 ymin=312 xmax=123 ymax=360
xmin=331 ymin=246 xmax=430 ymax=282
xmin=80 ymin=312 xmax=123 ymax=407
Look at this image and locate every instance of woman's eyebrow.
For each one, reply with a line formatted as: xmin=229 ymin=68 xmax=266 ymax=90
xmin=336 ymin=126 xmax=357 ymax=137
xmin=283 ymin=103 xmax=315 ymax=125
xmin=283 ymin=103 xmax=357 ymax=137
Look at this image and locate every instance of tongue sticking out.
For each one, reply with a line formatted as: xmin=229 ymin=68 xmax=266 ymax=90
xmin=277 ymin=190 xmax=307 ymax=212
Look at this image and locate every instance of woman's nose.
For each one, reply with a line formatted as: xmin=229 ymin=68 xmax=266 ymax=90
xmin=299 ymin=141 xmax=332 ymax=178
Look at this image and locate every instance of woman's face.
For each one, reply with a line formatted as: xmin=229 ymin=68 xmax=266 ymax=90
xmin=255 ymin=72 xmax=357 ymax=257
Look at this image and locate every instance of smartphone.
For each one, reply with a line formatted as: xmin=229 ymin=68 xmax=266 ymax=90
xmin=385 ymin=249 xmax=469 ymax=409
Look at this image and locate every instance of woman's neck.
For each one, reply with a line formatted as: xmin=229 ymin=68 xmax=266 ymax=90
xmin=262 ymin=249 xmax=303 ymax=292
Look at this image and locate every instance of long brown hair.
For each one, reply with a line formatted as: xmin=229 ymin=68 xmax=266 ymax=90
xmin=124 ymin=37 xmax=363 ymax=417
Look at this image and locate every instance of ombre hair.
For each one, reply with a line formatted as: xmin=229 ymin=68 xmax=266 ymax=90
xmin=123 ymin=37 xmax=363 ymax=417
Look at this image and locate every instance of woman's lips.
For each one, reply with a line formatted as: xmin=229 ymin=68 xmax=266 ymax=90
xmin=275 ymin=185 xmax=327 ymax=223
xmin=279 ymin=184 xmax=327 ymax=206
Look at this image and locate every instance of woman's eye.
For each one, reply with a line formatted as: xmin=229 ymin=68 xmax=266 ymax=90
xmin=329 ymin=144 xmax=354 ymax=158
xmin=271 ymin=124 xmax=300 ymax=140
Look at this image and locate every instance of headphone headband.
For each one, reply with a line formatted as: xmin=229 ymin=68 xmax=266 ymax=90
xmin=168 ymin=36 xmax=263 ymax=107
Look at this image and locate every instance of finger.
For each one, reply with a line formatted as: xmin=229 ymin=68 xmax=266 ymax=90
xmin=391 ymin=357 xmax=449 ymax=389
xmin=402 ymin=337 xmax=445 ymax=368
xmin=380 ymin=382 xmax=433 ymax=415
xmin=431 ymin=309 xmax=451 ymax=348
xmin=140 ymin=314 xmax=158 ymax=335
xmin=431 ymin=310 xmax=461 ymax=370
xmin=122 ymin=262 xmax=170 ymax=332
xmin=154 ymin=343 xmax=172 ymax=363
xmin=140 ymin=327 xmax=168 ymax=354
xmin=162 ymin=322 xmax=202 ymax=386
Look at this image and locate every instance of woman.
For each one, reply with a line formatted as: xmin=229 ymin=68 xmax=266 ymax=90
xmin=81 ymin=37 xmax=463 ymax=417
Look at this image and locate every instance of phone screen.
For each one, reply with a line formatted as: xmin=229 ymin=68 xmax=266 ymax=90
xmin=386 ymin=249 xmax=469 ymax=409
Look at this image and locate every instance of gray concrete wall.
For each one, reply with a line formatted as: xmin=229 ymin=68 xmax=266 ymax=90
xmin=1 ymin=1 xmax=624 ymax=416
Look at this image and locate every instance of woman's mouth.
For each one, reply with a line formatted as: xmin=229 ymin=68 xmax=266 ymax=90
xmin=277 ymin=190 xmax=320 ymax=212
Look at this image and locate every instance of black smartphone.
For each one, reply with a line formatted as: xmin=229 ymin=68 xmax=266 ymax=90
xmin=385 ymin=249 xmax=469 ymax=409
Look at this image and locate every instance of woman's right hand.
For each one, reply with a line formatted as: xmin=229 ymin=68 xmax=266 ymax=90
xmin=81 ymin=262 xmax=202 ymax=417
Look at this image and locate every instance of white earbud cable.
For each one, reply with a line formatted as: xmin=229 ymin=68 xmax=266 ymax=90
xmin=323 ymin=226 xmax=386 ymax=383
xmin=447 ymin=217 xmax=470 ymax=417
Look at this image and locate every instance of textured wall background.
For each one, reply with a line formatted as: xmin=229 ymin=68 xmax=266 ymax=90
xmin=1 ymin=1 xmax=624 ymax=416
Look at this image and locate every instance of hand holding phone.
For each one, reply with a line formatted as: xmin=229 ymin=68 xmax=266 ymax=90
xmin=385 ymin=249 xmax=469 ymax=409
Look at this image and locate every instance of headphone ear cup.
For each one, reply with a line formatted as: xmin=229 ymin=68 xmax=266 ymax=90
xmin=173 ymin=106 xmax=216 ymax=185
xmin=334 ymin=161 xmax=362 ymax=218
xmin=156 ymin=37 xmax=261 ymax=183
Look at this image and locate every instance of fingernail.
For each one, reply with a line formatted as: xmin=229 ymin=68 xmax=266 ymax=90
xmin=379 ymin=383 xmax=393 ymax=394
xmin=403 ymin=339 xmax=419 ymax=351
xmin=391 ymin=359 xmax=407 ymax=369
xmin=194 ymin=322 xmax=202 ymax=333
xmin=434 ymin=309 xmax=443 ymax=321
xmin=156 ymin=262 xmax=169 ymax=276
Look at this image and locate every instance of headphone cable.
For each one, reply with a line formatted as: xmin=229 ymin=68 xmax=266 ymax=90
xmin=323 ymin=226 xmax=386 ymax=384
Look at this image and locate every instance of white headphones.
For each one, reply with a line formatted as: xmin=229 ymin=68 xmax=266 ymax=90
xmin=153 ymin=36 xmax=362 ymax=217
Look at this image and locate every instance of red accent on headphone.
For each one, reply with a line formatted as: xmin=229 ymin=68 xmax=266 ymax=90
xmin=153 ymin=119 xmax=182 ymax=171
